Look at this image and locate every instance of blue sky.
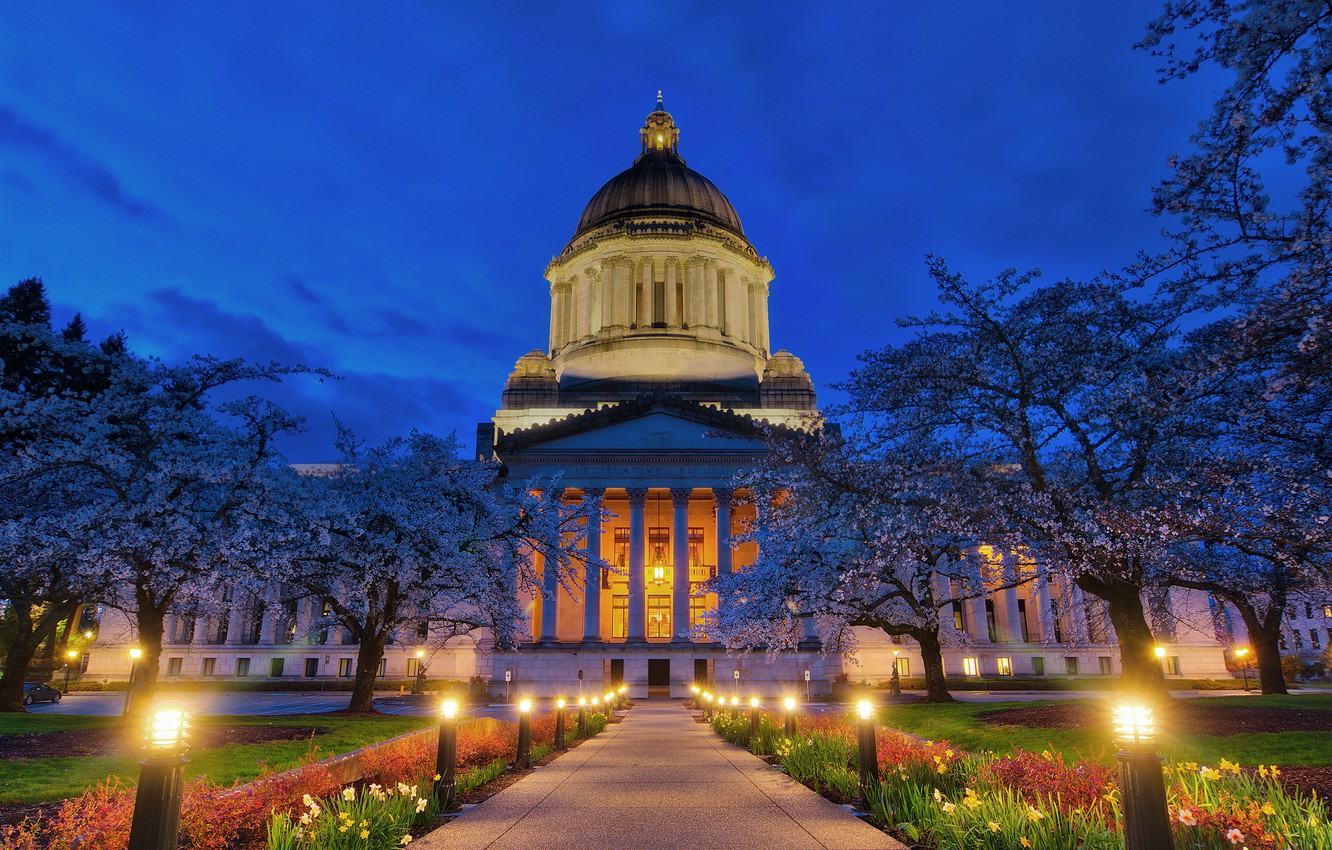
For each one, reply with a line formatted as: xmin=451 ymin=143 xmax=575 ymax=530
xmin=0 ymin=3 xmax=1221 ymax=460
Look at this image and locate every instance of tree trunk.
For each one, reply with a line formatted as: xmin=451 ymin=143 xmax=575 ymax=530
xmin=913 ymin=628 xmax=954 ymax=703
xmin=1081 ymin=576 xmax=1168 ymax=698
xmin=0 ymin=602 xmax=39 ymax=712
xmin=127 ymin=603 xmax=167 ymax=722
xmin=348 ymin=630 xmax=386 ymax=713
xmin=1234 ymin=603 xmax=1288 ymax=695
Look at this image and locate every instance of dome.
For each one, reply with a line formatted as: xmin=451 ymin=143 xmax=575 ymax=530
xmin=571 ymin=98 xmax=746 ymax=241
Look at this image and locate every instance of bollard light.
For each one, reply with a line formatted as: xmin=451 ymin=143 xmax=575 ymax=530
xmin=748 ymin=696 xmax=760 ymax=743
xmin=434 ymin=699 xmax=459 ymax=811
xmin=577 ymin=696 xmax=587 ymax=737
xmin=854 ymin=700 xmax=878 ymax=810
xmin=1111 ymin=703 xmax=1173 ymax=850
xmin=703 ymin=691 xmax=713 ymax=720
xmin=127 ymin=704 xmax=190 ymax=850
xmin=516 ymin=699 xmax=532 ymax=769
xmin=555 ymin=698 xmax=567 ymax=750
xmin=730 ymin=696 xmax=740 ymax=720
xmin=783 ymin=696 xmax=797 ymax=738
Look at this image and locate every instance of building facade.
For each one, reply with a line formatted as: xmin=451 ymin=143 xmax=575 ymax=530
xmin=84 ymin=100 xmax=1234 ymax=693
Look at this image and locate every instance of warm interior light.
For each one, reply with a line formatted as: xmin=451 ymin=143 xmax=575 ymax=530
xmin=749 ymin=697 xmax=760 ymax=708
xmin=1153 ymin=646 xmax=1166 ymax=659
xmin=856 ymin=700 xmax=873 ymax=721
xmin=147 ymin=705 xmax=189 ymax=750
xmin=518 ymin=698 xmax=532 ymax=713
xmin=556 ymin=698 xmax=566 ymax=709
xmin=129 ymin=647 xmax=143 ymax=660
xmin=441 ymin=698 xmax=457 ymax=719
xmin=1112 ymin=704 xmax=1156 ymax=746
xmin=784 ymin=697 xmax=796 ymax=712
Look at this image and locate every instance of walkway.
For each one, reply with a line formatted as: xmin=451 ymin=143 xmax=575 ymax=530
xmin=416 ymin=701 xmax=904 ymax=850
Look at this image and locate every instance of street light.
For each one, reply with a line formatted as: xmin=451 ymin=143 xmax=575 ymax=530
xmin=1111 ymin=703 xmax=1172 ymax=850
xmin=124 ymin=647 xmax=143 ymax=716
xmin=1234 ymin=647 xmax=1252 ymax=692
xmin=127 ymin=704 xmax=189 ymax=850
xmin=434 ymin=699 xmax=459 ymax=811
xmin=555 ymin=698 xmax=567 ymax=750
xmin=889 ymin=649 xmax=901 ymax=696
xmin=412 ymin=649 xmax=427 ymax=695
xmin=783 ymin=696 xmax=798 ymax=737
xmin=855 ymin=700 xmax=878 ymax=810
xmin=64 ymin=649 xmax=79 ymax=693
xmin=516 ymin=698 xmax=532 ymax=769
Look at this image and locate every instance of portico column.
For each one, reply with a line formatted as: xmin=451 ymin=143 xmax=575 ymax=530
xmin=1003 ymin=586 xmax=1023 ymax=643
xmin=627 ymin=488 xmax=648 ymax=642
xmin=1036 ymin=578 xmax=1057 ymax=644
xmin=670 ymin=488 xmax=692 ymax=643
xmin=225 ymin=596 xmax=246 ymax=646
xmin=713 ymin=488 xmax=733 ymax=577
xmin=966 ymin=594 xmax=990 ymax=644
xmin=539 ymin=491 xmax=562 ymax=643
xmin=258 ymin=587 xmax=278 ymax=645
xmin=582 ymin=488 xmax=605 ymax=642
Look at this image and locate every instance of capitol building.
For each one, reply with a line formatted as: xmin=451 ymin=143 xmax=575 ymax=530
xmin=86 ymin=100 xmax=1233 ymax=695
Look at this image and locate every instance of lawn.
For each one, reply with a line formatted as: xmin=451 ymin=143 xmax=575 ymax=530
xmin=0 ymin=714 xmax=431 ymax=803
xmin=882 ymin=694 xmax=1332 ymax=768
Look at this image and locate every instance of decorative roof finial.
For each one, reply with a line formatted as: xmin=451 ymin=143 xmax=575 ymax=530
xmin=656 ymin=90 xmax=664 ymax=111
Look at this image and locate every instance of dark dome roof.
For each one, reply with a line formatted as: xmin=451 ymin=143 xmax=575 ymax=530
xmin=574 ymin=149 xmax=745 ymax=240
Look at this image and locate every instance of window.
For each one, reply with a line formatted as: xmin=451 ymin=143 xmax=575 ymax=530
xmin=894 ymin=657 xmax=910 ymax=677
xmin=1293 ymin=629 xmax=1304 ymax=649
xmin=985 ymin=600 xmax=998 ymax=643
xmin=166 ymin=657 xmax=182 ymax=677
xmin=270 ymin=658 xmax=285 ymax=678
xmin=996 ymin=657 xmax=1012 ymax=676
xmin=1065 ymin=657 xmax=1079 ymax=676
xmin=1311 ymin=630 xmax=1322 ymax=649
xmin=376 ymin=659 xmax=386 ymax=678
xmin=611 ymin=596 xmax=628 ymax=639
xmin=1030 ymin=657 xmax=1045 ymax=676
xmin=648 ymin=527 xmax=670 ymax=572
xmin=236 ymin=657 xmax=251 ymax=677
xmin=1099 ymin=656 xmax=1113 ymax=675
xmin=689 ymin=591 xmax=707 ymax=629
xmin=1051 ymin=600 xmax=1063 ymax=642
xmin=201 ymin=658 xmax=216 ymax=677
xmin=407 ymin=658 xmax=422 ymax=678
xmin=605 ymin=529 xmax=630 ymax=587
xmin=338 ymin=658 xmax=353 ymax=678
xmin=647 ymin=595 xmax=671 ymax=639
xmin=1017 ymin=598 xmax=1031 ymax=642
xmin=962 ymin=657 xmax=979 ymax=677
xmin=1167 ymin=656 xmax=1182 ymax=676
xmin=304 ymin=658 xmax=319 ymax=678
xmin=1306 ymin=603 xmax=1314 ymax=619
xmin=953 ymin=605 xmax=965 ymax=633
xmin=1323 ymin=604 xmax=1332 ymax=619
xmin=688 ymin=527 xmax=704 ymax=569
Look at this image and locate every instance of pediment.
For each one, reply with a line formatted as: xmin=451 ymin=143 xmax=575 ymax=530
xmin=496 ymin=396 xmax=773 ymax=455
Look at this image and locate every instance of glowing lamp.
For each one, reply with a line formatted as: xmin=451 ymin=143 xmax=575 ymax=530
xmin=784 ymin=697 xmax=796 ymax=712
xmin=1234 ymin=647 xmax=1249 ymax=658
xmin=591 ymin=697 xmax=599 ymax=706
xmin=441 ymin=699 xmax=458 ymax=719
xmin=1153 ymin=646 xmax=1166 ymax=659
xmin=605 ymin=691 xmax=613 ymax=701
xmin=703 ymin=692 xmax=712 ymax=702
xmin=1112 ymin=704 xmax=1156 ymax=746
xmin=556 ymin=698 xmax=566 ymax=709
xmin=749 ymin=697 xmax=760 ymax=708
xmin=415 ymin=649 xmax=425 ymax=658
xmin=147 ymin=705 xmax=189 ymax=751
xmin=619 ymin=686 xmax=626 ymax=694
xmin=578 ymin=697 xmax=587 ymax=706
xmin=691 ymin=685 xmax=700 ymax=694
xmin=856 ymin=700 xmax=873 ymax=721
xmin=518 ymin=698 xmax=532 ymax=714
xmin=731 ymin=696 xmax=739 ymax=706
xmin=67 ymin=649 xmax=79 ymax=660
xmin=129 ymin=647 xmax=143 ymax=660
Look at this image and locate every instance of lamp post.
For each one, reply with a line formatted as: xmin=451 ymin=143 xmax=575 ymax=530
xmin=126 ymin=704 xmax=189 ymax=850
xmin=1153 ymin=645 xmax=1167 ymax=675
xmin=555 ymin=698 xmax=567 ymax=750
xmin=577 ymin=697 xmax=587 ymax=737
xmin=412 ymin=649 xmax=427 ymax=695
xmin=889 ymin=650 xmax=901 ymax=696
xmin=855 ymin=700 xmax=878 ymax=810
xmin=783 ymin=696 xmax=797 ymax=738
xmin=433 ymin=699 xmax=459 ymax=811
xmin=123 ymin=647 xmax=143 ymax=716
xmin=1112 ymin=704 xmax=1173 ymax=850
xmin=516 ymin=699 xmax=532 ymax=769
xmin=733 ymin=668 xmax=739 ymax=699
xmin=1234 ymin=647 xmax=1252 ymax=692
xmin=64 ymin=649 xmax=79 ymax=693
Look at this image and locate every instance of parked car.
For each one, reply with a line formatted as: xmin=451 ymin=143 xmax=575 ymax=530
xmin=21 ymin=682 xmax=62 ymax=705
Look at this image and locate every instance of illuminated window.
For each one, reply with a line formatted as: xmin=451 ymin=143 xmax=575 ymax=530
xmin=647 ymin=595 xmax=671 ymax=639
xmin=953 ymin=605 xmax=965 ymax=633
xmin=985 ymin=600 xmax=998 ymax=642
xmin=962 ymin=657 xmax=979 ymax=677
xmin=1030 ymin=657 xmax=1044 ymax=676
xmin=406 ymin=658 xmax=421 ymax=678
xmin=605 ymin=529 xmax=630 ymax=588
xmin=338 ymin=659 xmax=353 ymax=677
xmin=689 ymin=592 xmax=707 ymax=629
xmin=996 ymin=657 xmax=1012 ymax=676
xmin=1167 ymin=656 xmax=1182 ymax=676
xmin=688 ymin=527 xmax=704 ymax=568
xmin=1099 ymin=656 xmax=1113 ymax=675
xmin=166 ymin=657 xmax=182 ymax=677
xmin=1323 ymin=604 xmax=1331 ymax=619
xmin=894 ymin=657 xmax=910 ymax=677
xmin=1064 ymin=657 xmax=1079 ymax=676
xmin=611 ymin=596 xmax=628 ymax=639
xmin=649 ymin=527 xmax=670 ymax=567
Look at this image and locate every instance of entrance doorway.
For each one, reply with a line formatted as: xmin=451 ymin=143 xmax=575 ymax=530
xmin=694 ymin=658 xmax=710 ymax=687
xmin=647 ymin=658 xmax=670 ymax=698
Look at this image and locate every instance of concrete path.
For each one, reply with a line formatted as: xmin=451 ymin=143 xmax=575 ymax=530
xmin=415 ymin=701 xmax=904 ymax=850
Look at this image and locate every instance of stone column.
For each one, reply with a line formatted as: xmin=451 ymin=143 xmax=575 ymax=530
xmin=627 ymin=488 xmax=648 ymax=642
xmin=714 ymin=488 xmax=733 ymax=577
xmin=1003 ymin=586 xmax=1023 ymax=643
xmin=258 ymin=587 xmax=278 ymax=645
xmin=1036 ymin=578 xmax=1057 ymax=644
xmin=705 ymin=265 xmax=719 ymax=328
xmin=599 ymin=267 xmax=614 ymax=330
xmin=671 ymin=488 xmax=692 ymax=643
xmin=966 ymin=594 xmax=990 ymax=644
xmin=582 ymin=488 xmax=605 ymax=642
xmin=225 ymin=597 xmax=246 ymax=646
xmin=539 ymin=489 xmax=563 ymax=643
xmin=664 ymin=263 xmax=679 ymax=328
xmin=639 ymin=262 xmax=653 ymax=328
xmin=755 ymin=284 xmax=770 ymax=354
xmin=686 ymin=263 xmax=703 ymax=328
xmin=293 ymin=599 xmax=313 ymax=645
xmin=1069 ymin=584 xmax=1091 ymax=643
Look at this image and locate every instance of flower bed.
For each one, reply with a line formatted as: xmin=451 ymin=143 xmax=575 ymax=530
xmin=0 ymin=710 xmax=610 ymax=850
xmin=711 ymin=712 xmax=1332 ymax=850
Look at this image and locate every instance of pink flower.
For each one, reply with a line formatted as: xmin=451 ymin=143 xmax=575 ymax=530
xmin=1225 ymin=827 xmax=1245 ymax=844
xmin=1178 ymin=809 xmax=1197 ymax=827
